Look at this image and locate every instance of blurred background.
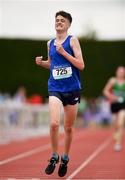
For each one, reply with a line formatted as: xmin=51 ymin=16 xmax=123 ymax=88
xmin=0 ymin=0 xmax=125 ymax=144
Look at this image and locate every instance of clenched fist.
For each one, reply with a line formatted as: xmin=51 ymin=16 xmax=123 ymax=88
xmin=56 ymin=42 xmax=65 ymax=55
xmin=35 ymin=56 xmax=43 ymax=66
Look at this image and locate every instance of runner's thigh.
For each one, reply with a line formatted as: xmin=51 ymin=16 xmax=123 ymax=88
xmin=49 ymin=96 xmax=62 ymax=123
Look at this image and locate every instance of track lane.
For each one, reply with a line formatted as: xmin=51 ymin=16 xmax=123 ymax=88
xmin=1 ymin=128 xmax=124 ymax=179
xmin=72 ymin=135 xmax=125 ymax=179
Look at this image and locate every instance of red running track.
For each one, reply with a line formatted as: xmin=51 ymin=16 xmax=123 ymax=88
xmin=0 ymin=127 xmax=125 ymax=180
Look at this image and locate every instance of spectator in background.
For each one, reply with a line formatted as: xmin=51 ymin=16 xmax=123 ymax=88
xmin=28 ymin=94 xmax=43 ymax=104
xmin=103 ymin=66 xmax=125 ymax=151
xmin=97 ymin=97 xmax=112 ymax=126
xmin=13 ymin=86 xmax=27 ymax=103
xmin=78 ymin=97 xmax=87 ymax=117
xmin=0 ymin=92 xmax=5 ymax=103
xmin=8 ymin=87 xmax=27 ymax=125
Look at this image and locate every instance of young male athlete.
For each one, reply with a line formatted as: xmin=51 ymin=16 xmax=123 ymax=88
xmin=35 ymin=11 xmax=85 ymax=177
xmin=103 ymin=66 xmax=125 ymax=151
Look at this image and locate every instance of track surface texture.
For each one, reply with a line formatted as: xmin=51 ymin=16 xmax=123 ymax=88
xmin=0 ymin=127 xmax=125 ymax=180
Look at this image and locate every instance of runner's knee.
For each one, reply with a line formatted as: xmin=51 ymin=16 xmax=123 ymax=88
xmin=117 ymin=110 xmax=125 ymax=127
xmin=50 ymin=121 xmax=59 ymax=131
xmin=64 ymin=125 xmax=72 ymax=134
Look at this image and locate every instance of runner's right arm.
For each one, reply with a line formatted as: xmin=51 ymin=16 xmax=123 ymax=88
xmin=35 ymin=41 xmax=50 ymax=69
xmin=103 ymin=77 xmax=118 ymax=102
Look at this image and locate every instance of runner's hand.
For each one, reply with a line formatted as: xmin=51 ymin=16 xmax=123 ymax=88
xmin=35 ymin=56 xmax=43 ymax=66
xmin=110 ymin=95 xmax=119 ymax=103
xmin=56 ymin=43 xmax=65 ymax=55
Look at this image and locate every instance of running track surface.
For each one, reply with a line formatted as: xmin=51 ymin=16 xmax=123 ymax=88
xmin=0 ymin=128 xmax=125 ymax=180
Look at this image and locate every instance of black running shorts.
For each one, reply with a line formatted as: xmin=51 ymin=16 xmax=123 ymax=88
xmin=111 ymin=101 xmax=125 ymax=113
xmin=48 ymin=90 xmax=81 ymax=106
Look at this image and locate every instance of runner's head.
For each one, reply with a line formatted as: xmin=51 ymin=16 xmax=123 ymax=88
xmin=55 ymin=11 xmax=72 ymax=33
xmin=116 ymin=66 xmax=125 ymax=79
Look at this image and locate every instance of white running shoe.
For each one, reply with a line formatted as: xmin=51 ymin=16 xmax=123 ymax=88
xmin=114 ymin=143 xmax=122 ymax=152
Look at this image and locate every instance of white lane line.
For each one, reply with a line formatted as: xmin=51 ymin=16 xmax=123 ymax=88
xmin=0 ymin=143 xmax=51 ymax=165
xmin=0 ymin=140 xmax=64 ymax=165
xmin=66 ymin=137 xmax=112 ymax=180
xmin=0 ymin=130 xmax=90 ymax=166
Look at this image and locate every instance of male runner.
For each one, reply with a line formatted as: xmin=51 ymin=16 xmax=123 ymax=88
xmin=103 ymin=66 xmax=125 ymax=151
xmin=35 ymin=11 xmax=85 ymax=177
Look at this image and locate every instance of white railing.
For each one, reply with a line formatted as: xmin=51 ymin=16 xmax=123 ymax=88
xmin=0 ymin=101 xmax=50 ymax=144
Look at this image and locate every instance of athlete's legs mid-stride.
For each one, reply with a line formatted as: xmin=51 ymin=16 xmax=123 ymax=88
xmin=45 ymin=96 xmax=78 ymax=177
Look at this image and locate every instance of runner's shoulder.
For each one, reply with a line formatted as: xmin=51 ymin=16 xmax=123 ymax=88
xmin=70 ymin=36 xmax=79 ymax=42
xmin=47 ymin=39 xmax=52 ymax=47
xmin=108 ymin=77 xmax=116 ymax=85
xmin=70 ymin=36 xmax=80 ymax=47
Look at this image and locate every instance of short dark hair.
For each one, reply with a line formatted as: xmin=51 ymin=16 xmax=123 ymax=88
xmin=55 ymin=11 xmax=72 ymax=24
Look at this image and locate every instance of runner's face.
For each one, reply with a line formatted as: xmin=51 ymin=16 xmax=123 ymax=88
xmin=116 ymin=67 xmax=125 ymax=79
xmin=55 ymin=15 xmax=70 ymax=33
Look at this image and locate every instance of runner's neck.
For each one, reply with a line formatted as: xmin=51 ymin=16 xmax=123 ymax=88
xmin=56 ymin=32 xmax=68 ymax=41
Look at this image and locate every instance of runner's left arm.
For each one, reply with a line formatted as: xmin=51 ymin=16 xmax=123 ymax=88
xmin=56 ymin=37 xmax=85 ymax=70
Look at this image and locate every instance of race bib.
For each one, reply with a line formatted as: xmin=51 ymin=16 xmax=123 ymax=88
xmin=52 ymin=67 xmax=72 ymax=80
